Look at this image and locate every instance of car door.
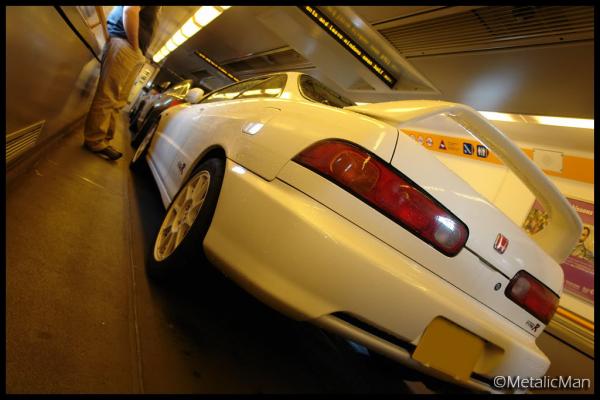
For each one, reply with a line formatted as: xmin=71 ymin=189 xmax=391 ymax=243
xmin=157 ymin=77 xmax=276 ymax=200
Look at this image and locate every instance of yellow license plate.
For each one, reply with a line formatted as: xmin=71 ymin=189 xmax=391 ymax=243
xmin=412 ymin=317 xmax=484 ymax=382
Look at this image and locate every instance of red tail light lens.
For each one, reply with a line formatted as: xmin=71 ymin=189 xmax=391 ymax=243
xmin=293 ymin=140 xmax=469 ymax=256
xmin=505 ymin=270 xmax=559 ymax=325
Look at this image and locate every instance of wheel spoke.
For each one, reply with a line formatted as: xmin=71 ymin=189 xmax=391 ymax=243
xmin=194 ymin=180 xmax=208 ymax=201
xmin=175 ymin=222 xmax=189 ymax=247
xmin=186 ymin=204 xmax=201 ymax=225
xmin=162 ymin=232 xmax=176 ymax=257
xmin=158 ymin=229 xmax=175 ymax=257
xmin=163 ymin=207 xmax=177 ymax=229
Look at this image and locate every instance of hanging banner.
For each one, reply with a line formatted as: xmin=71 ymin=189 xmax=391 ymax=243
xmin=523 ymin=198 xmax=594 ymax=304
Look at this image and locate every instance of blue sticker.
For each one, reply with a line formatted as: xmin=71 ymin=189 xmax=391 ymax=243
xmin=463 ymin=143 xmax=473 ymax=155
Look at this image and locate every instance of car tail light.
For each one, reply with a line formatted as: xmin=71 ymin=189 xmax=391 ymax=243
xmin=505 ymin=270 xmax=559 ymax=324
xmin=293 ymin=140 xmax=469 ymax=256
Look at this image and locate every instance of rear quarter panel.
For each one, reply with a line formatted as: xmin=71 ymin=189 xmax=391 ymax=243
xmin=183 ymin=97 xmax=398 ymax=181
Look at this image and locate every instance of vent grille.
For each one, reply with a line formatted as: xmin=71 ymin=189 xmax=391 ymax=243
xmin=379 ymin=6 xmax=594 ymax=57
xmin=191 ymin=69 xmax=212 ymax=81
xmin=190 ymin=48 xmax=314 ymax=82
xmin=6 ymin=120 xmax=45 ymax=164
xmin=224 ymin=48 xmax=312 ymax=75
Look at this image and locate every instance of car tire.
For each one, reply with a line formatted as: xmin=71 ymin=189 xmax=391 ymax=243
xmin=130 ymin=100 xmax=145 ymax=124
xmin=147 ymin=157 xmax=225 ymax=281
xmin=129 ymin=118 xmax=159 ymax=172
xmin=131 ymin=114 xmax=155 ymax=148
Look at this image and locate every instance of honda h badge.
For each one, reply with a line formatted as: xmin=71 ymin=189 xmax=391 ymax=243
xmin=494 ymin=233 xmax=509 ymax=254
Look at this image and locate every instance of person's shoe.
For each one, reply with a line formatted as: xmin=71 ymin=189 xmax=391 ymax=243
xmin=84 ymin=143 xmax=122 ymax=160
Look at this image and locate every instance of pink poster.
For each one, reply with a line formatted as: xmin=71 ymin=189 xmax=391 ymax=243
xmin=522 ymin=198 xmax=594 ymax=304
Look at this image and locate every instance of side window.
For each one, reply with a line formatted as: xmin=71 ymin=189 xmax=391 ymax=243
xmin=200 ymin=78 xmax=268 ymax=104
xmin=235 ymin=75 xmax=287 ymax=100
xmin=299 ymin=75 xmax=355 ymax=108
xmin=166 ymin=82 xmax=191 ymax=98
xmin=176 ymin=86 xmax=188 ymax=97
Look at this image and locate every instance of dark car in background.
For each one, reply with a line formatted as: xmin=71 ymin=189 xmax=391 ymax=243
xmin=129 ymin=80 xmax=171 ymax=124
xmin=130 ymin=81 xmax=205 ymax=148
xmin=129 ymin=79 xmax=205 ymax=147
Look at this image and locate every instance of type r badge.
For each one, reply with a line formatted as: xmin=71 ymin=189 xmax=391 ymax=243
xmin=494 ymin=233 xmax=509 ymax=254
xmin=177 ymin=161 xmax=186 ymax=175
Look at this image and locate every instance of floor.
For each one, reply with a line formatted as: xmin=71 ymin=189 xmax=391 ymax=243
xmin=6 ymin=113 xmax=452 ymax=394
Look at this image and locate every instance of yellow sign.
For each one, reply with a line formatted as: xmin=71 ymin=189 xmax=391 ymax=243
xmin=300 ymin=6 xmax=397 ymax=88
xmin=403 ymin=129 xmax=594 ymax=184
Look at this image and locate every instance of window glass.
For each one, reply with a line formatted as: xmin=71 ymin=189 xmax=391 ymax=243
xmin=299 ymin=75 xmax=355 ymax=108
xmin=166 ymin=81 xmax=191 ymax=98
xmin=200 ymin=78 xmax=269 ymax=104
xmin=236 ymin=74 xmax=287 ymax=100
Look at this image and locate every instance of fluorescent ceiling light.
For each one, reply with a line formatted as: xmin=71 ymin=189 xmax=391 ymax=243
xmin=153 ymin=6 xmax=231 ymax=65
xmin=533 ymin=116 xmax=594 ymax=130
xmin=172 ymin=30 xmax=187 ymax=45
xmin=480 ymin=110 xmax=593 ymax=129
xmin=479 ymin=111 xmax=519 ymax=122
xmin=153 ymin=52 xmax=165 ymax=63
xmin=195 ymin=6 xmax=221 ymax=26
xmin=165 ymin=39 xmax=177 ymax=52
xmin=181 ymin=17 xmax=201 ymax=37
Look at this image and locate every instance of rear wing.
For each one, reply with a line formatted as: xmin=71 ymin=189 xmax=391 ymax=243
xmin=345 ymin=101 xmax=582 ymax=263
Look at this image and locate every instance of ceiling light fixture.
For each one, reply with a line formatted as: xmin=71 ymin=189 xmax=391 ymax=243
xmin=478 ymin=111 xmax=520 ymax=122
xmin=194 ymin=6 xmax=221 ymax=26
xmin=479 ymin=111 xmax=593 ymax=130
xmin=152 ymin=6 xmax=232 ymax=64
xmin=532 ymin=116 xmax=594 ymax=130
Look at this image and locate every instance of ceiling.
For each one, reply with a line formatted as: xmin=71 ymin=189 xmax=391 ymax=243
xmin=149 ymin=6 xmax=594 ymax=119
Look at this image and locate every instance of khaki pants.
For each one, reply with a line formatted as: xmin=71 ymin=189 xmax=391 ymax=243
xmin=84 ymin=37 xmax=144 ymax=150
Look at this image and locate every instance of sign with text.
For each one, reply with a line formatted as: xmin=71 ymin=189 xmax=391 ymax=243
xmin=300 ymin=6 xmax=397 ymax=88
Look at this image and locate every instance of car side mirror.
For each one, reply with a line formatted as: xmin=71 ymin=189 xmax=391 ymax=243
xmin=159 ymin=81 xmax=171 ymax=91
xmin=185 ymin=88 xmax=205 ymax=104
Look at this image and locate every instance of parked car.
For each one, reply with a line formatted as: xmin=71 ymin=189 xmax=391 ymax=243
xmin=131 ymin=86 xmax=205 ymax=148
xmin=129 ymin=79 xmax=193 ymax=140
xmin=129 ymin=80 xmax=170 ymax=122
xmin=129 ymin=72 xmax=582 ymax=393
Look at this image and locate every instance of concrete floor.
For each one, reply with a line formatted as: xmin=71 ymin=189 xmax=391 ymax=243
xmin=7 ymin=113 xmax=453 ymax=394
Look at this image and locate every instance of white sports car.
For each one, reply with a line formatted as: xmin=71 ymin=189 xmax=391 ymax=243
xmin=130 ymin=72 xmax=581 ymax=392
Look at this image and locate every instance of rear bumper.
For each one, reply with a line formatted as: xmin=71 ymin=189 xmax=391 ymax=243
xmin=203 ymin=159 xmax=550 ymax=392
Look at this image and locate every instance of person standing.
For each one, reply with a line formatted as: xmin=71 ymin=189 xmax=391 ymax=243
xmin=84 ymin=6 xmax=161 ymax=160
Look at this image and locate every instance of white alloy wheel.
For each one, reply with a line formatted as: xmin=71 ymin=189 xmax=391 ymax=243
xmin=153 ymin=171 xmax=211 ymax=261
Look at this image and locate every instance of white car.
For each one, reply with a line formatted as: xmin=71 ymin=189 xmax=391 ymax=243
xmin=130 ymin=72 xmax=582 ymax=393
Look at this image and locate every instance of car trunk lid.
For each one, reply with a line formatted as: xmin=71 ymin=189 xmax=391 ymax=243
xmin=345 ymin=100 xmax=581 ymax=328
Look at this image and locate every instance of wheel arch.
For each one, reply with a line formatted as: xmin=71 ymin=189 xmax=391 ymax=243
xmin=184 ymin=145 xmax=227 ymax=182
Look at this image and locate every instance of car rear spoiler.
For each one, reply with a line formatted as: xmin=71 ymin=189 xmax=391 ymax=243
xmin=345 ymin=101 xmax=582 ymax=263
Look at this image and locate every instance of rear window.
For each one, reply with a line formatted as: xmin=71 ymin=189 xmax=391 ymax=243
xmin=299 ymin=75 xmax=355 ymax=108
xmin=166 ymin=81 xmax=191 ymax=98
xmin=200 ymin=78 xmax=269 ymax=104
xmin=236 ymin=74 xmax=287 ymax=99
